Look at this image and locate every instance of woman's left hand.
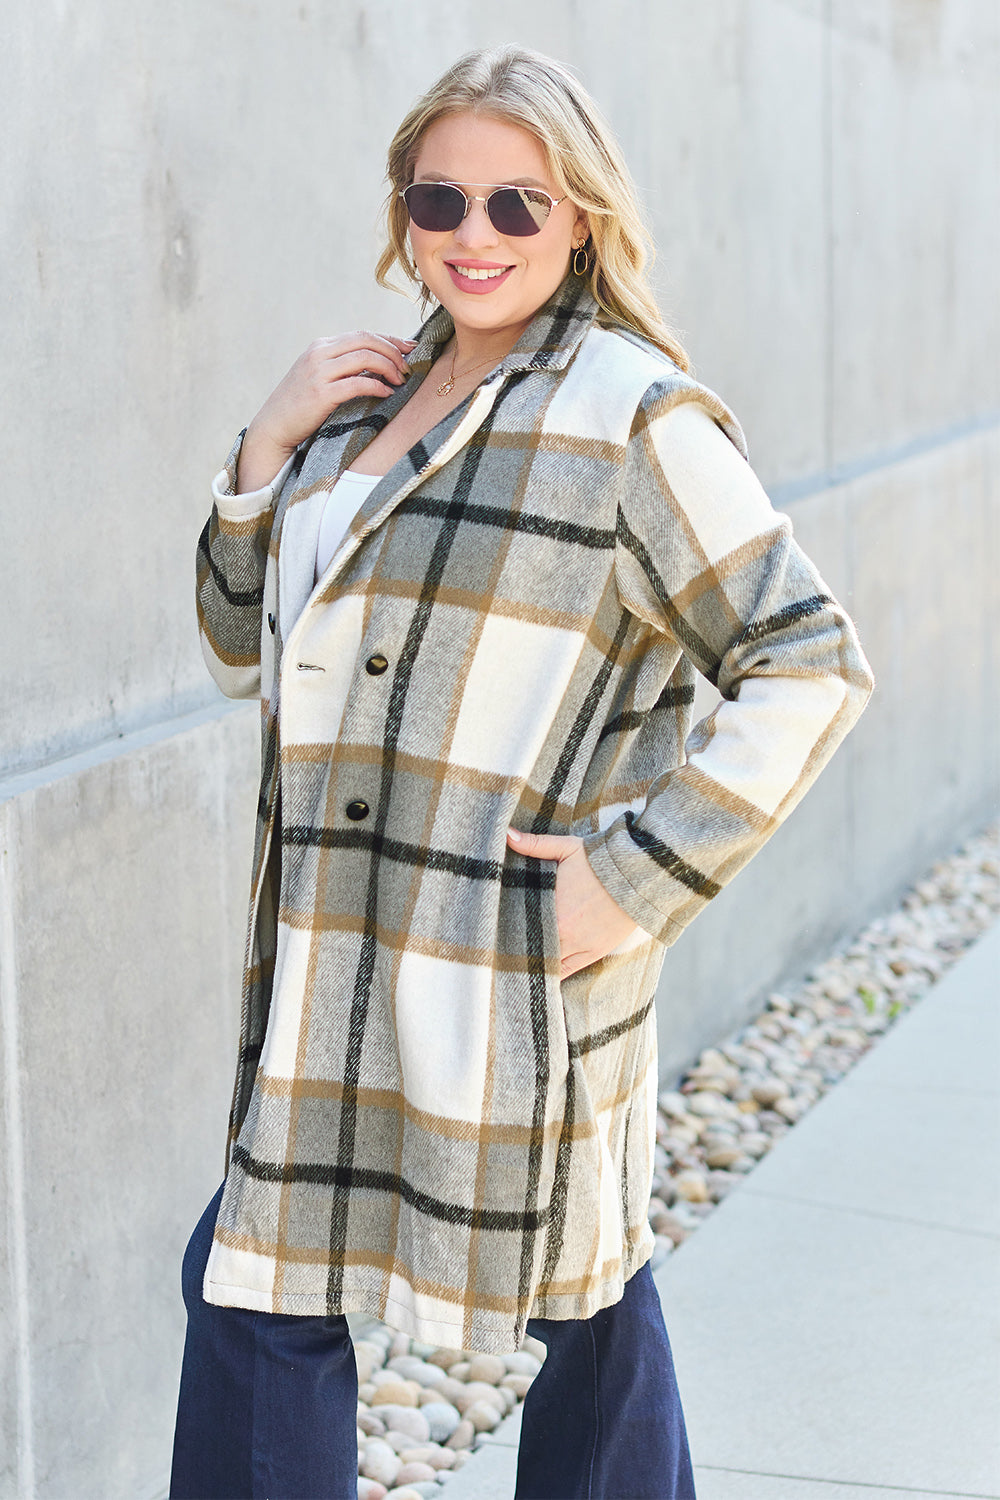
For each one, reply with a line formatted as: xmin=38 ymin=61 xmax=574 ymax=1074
xmin=506 ymin=829 xmax=640 ymax=979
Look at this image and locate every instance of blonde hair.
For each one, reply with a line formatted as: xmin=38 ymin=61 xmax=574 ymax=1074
xmin=375 ymin=45 xmax=690 ymax=371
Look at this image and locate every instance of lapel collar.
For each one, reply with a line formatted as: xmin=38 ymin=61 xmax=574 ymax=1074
xmin=401 ymin=271 xmax=599 ymax=380
xmin=277 ymin=275 xmax=601 ymax=637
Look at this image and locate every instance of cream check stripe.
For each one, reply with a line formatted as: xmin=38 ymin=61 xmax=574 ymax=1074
xmin=194 ymin=275 xmax=874 ymax=1351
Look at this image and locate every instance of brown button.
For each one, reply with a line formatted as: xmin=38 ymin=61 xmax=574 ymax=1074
xmin=365 ymin=654 xmax=389 ymax=676
xmin=345 ymin=800 xmax=370 ymax=821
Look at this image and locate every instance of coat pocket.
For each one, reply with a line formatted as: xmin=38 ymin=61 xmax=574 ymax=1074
xmin=491 ymin=857 xmax=569 ymax=1125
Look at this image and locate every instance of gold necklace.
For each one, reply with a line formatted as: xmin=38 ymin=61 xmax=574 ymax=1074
xmin=436 ymin=345 xmax=498 ymax=397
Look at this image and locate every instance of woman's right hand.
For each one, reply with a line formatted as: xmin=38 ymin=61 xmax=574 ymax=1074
xmin=235 ymin=331 xmax=417 ymax=493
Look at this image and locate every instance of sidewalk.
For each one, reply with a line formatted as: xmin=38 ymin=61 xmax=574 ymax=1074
xmin=443 ymin=922 xmax=1000 ymax=1500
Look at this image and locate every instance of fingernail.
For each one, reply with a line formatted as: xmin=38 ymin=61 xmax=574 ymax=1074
xmin=507 ymin=828 xmax=522 ymax=843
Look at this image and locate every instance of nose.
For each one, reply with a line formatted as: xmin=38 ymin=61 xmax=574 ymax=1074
xmin=453 ymin=195 xmax=500 ymax=249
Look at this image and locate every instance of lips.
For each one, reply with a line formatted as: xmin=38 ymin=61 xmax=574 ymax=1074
xmin=445 ymin=261 xmax=515 ymax=294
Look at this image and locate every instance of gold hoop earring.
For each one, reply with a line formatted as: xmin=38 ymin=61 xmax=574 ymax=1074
xmin=573 ymin=242 xmax=590 ymax=276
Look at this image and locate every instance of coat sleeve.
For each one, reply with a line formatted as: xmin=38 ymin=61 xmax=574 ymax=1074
xmin=582 ymin=385 xmax=875 ymax=946
xmin=195 ymin=431 xmax=294 ymax=700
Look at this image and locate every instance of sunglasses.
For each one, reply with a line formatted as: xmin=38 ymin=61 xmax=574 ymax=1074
xmin=400 ymin=181 xmax=567 ymax=238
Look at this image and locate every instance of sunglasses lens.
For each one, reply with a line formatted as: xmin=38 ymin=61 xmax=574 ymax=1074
xmin=488 ymin=188 xmax=552 ymax=236
xmin=403 ymin=183 xmax=555 ymax=237
xmin=402 ymin=183 xmax=466 ymax=232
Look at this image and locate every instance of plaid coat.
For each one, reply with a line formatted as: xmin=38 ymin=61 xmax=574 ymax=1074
xmin=196 ymin=276 xmax=873 ymax=1352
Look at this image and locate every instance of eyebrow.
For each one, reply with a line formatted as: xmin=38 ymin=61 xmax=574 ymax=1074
xmin=415 ymin=171 xmax=551 ymax=190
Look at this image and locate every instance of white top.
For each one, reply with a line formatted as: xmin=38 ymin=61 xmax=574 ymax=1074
xmin=314 ymin=470 xmax=383 ymax=582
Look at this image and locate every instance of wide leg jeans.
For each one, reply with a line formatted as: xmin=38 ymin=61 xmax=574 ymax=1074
xmin=169 ymin=1185 xmax=696 ymax=1499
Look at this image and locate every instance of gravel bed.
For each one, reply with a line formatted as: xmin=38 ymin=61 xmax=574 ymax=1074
xmin=353 ymin=822 xmax=999 ymax=1498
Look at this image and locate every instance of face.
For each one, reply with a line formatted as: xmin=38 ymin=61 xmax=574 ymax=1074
xmin=406 ymin=111 xmax=589 ymax=347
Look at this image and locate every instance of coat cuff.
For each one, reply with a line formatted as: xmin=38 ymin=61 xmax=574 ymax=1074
xmin=583 ymin=828 xmax=685 ymax=946
xmin=212 ymin=429 xmax=295 ymax=522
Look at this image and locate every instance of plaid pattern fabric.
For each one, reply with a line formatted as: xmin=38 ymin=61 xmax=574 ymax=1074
xmin=195 ymin=276 xmax=873 ymax=1352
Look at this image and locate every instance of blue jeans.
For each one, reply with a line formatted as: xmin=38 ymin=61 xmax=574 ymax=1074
xmin=169 ymin=1185 xmax=696 ymax=1499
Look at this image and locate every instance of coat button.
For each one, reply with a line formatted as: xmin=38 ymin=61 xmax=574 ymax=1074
xmin=365 ymin=654 xmax=389 ymax=676
xmin=345 ymin=800 xmax=370 ymax=821
xmin=267 ymin=612 xmax=276 ymax=634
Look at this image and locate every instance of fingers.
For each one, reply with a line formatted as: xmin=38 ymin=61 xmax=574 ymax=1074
xmin=315 ymin=331 xmax=416 ymax=380
xmin=560 ymin=952 xmax=591 ymax=981
xmin=506 ymin=828 xmax=581 ymax=862
xmin=311 ymin=345 xmax=408 ymax=389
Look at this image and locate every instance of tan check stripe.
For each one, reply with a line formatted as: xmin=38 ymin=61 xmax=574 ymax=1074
xmin=194 ymin=276 xmax=873 ymax=1352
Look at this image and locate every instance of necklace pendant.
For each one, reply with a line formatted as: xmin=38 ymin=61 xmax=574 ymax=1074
xmin=436 ymin=377 xmax=455 ymax=397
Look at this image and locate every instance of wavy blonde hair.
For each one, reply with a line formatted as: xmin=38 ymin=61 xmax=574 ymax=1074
xmin=375 ymin=45 xmax=690 ymax=371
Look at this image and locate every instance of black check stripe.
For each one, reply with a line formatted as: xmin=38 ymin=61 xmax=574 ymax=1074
xmin=281 ymin=826 xmax=555 ymax=889
xmin=623 ymin=812 xmax=722 ymax=898
xmin=231 ymin=1146 xmax=551 ymax=1233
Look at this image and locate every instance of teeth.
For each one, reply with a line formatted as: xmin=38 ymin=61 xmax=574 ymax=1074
xmin=453 ymin=265 xmax=509 ymax=280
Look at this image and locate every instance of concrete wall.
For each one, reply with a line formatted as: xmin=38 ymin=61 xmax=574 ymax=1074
xmin=1 ymin=1 xmax=997 ymax=1494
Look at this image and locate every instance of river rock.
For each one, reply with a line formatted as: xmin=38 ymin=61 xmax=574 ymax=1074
xmin=466 ymin=1353 xmax=506 ymax=1385
xmin=705 ymin=1143 xmax=746 ymax=1169
xmin=465 ymin=1399 xmax=502 ymax=1432
xmin=360 ymin=1439 xmax=401 ymax=1487
xmin=416 ymin=1387 xmax=447 ymax=1408
xmin=357 ymin=1410 xmax=387 ymax=1437
xmin=355 ymin=1341 xmax=387 ymax=1383
xmin=433 ymin=1377 xmax=468 ymax=1406
xmin=399 ymin=1444 xmax=454 ymax=1471
xmin=372 ymin=1382 xmax=419 ymax=1408
xmin=706 ymin=1171 xmax=738 ymax=1200
xmin=503 ymin=1373 xmax=534 ymax=1399
xmin=445 ymin=1418 xmax=476 ymax=1450
xmin=740 ymin=1132 xmax=771 ymax=1157
xmin=657 ymin=1090 xmax=689 ymax=1119
xmin=503 ymin=1351 xmax=542 ymax=1377
xmin=751 ymin=1079 xmax=789 ymax=1107
xmin=426 ymin=1347 xmax=464 ymax=1370
xmin=651 ymin=1208 xmax=689 ymax=1245
xmin=685 ymin=1091 xmax=728 ymax=1117
xmin=375 ymin=1407 xmax=430 ymax=1444
xmin=420 ymin=1400 xmax=462 ymax=1441
xmin=388 ymin=1357 xmax=447 ymax=1387
xmin=395 ymin=1463 xmax=437 ymax=1485
xmin=453 ymin=1380 xmax=505 ymax=1414
xmin=673 ymin=1168 xmax=710 ymax=1203
xmin=357 ymin=1479 xmax=388 ymax=1500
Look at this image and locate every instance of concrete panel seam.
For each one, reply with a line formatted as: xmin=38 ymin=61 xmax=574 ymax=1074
xmin=740 ymin=1186 xmax=1000 ymax=1243
xmin=822 ymin=0 xmax=834 ymax=479
xmin=693 ymin=1461 xmax=995 ymax=1496
xmin=769 ymin=411 xmax=1000 ymax=510
xmin=0 ymin=698 xmax=255 ymax=805
xmin=0 ymin=831 xmax=36 ymax=1498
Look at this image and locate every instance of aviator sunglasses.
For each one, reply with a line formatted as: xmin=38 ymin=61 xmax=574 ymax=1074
xmin=401 ymin=180 xmax=567 ymax=238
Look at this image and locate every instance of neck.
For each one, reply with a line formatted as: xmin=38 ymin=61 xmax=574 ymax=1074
xmin=448 ymin=318 xmax=531 ymax=371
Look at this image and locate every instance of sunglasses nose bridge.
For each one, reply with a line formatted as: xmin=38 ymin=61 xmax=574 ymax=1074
xmin=453 ymin=191 xmax=500 ymax=243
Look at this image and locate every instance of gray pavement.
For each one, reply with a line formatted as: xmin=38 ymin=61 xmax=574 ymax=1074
xmin=444 ymin=921 xmax=1000 ymax=1500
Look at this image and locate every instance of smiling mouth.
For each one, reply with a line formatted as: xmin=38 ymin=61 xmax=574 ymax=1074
xmin=447 ymin=263 xmax=514 ymax=281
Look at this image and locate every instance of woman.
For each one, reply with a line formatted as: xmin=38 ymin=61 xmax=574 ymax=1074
xmin=171 ymin=45 xmax=873 ymax=1500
